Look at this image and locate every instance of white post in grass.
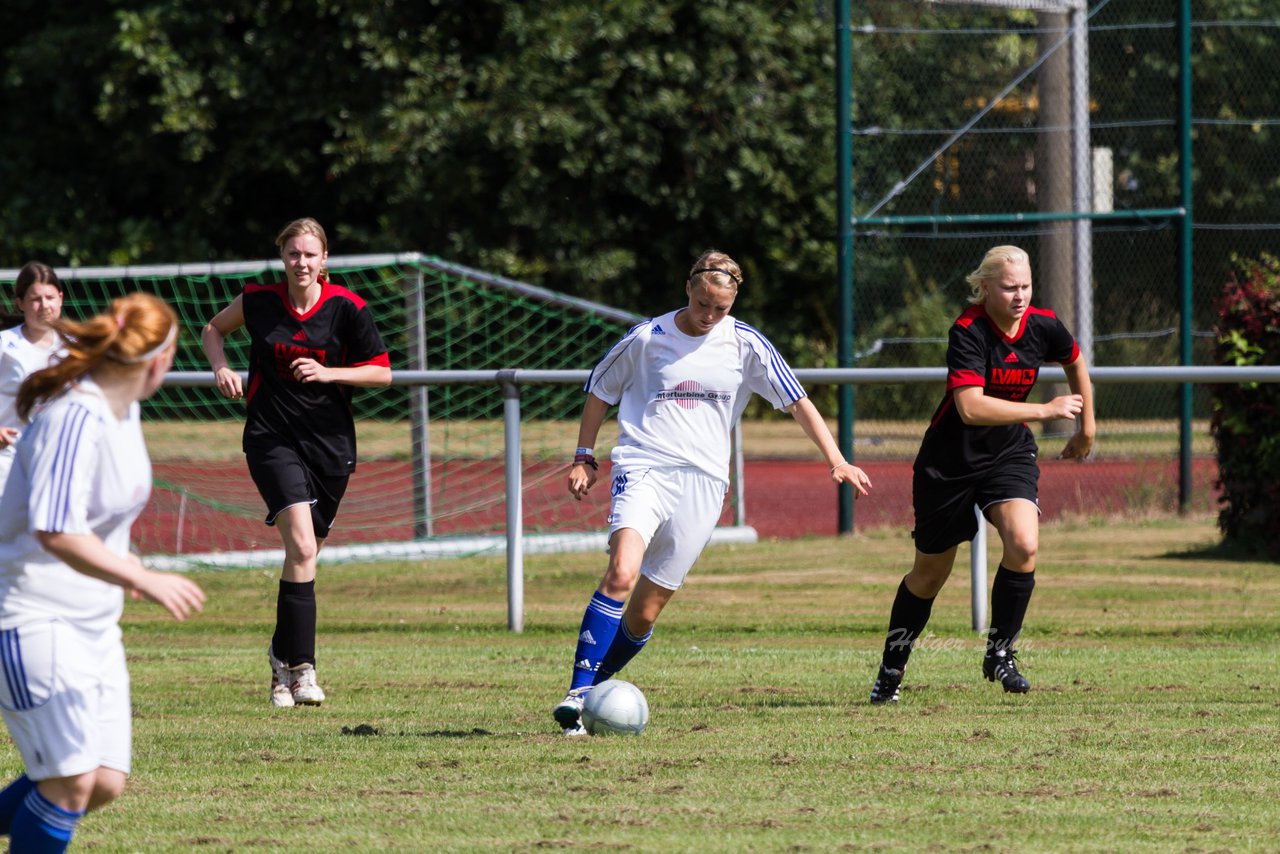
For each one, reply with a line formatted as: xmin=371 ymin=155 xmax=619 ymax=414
xmin=498 ymin=371 xmax=524 ymax=633
xmin=971 ymin=503 xmax=988 ymax=634
xmin=732 ymin=420 xmax=746 ymax=526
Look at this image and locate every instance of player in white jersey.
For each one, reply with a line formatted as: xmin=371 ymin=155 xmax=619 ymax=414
xmin=0 ymin=262 xmax=67 ymax=495
xmin=0 ymin=293 xmax=205 ymax=853
xmin=551 ymin=250 xmax=873 ymax=735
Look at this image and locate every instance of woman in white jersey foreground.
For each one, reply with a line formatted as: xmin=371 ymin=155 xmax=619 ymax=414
xmin=0 ymin=292 xmax=206 ymax=852
xmin=0 ymin=262 xmax=67 ymax=494
xmin=552 ymin=250 xmax=873 ymax=735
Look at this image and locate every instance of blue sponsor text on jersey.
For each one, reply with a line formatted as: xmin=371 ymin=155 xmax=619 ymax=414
xmin=653 ymin=388 xmax=732 ymax=404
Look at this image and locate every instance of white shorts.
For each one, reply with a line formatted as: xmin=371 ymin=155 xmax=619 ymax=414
xmin=0 ymin=620 xmax=131 ymax=780
xmin=607 ymin=466 xmax=727 ymax=591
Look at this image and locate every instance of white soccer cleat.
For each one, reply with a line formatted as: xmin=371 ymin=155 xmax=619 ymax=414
xmin=268 ymin=646 xmax=294 ymax=708
xmin=552 ymin=687 xmax=591 ymax=734
xmin=289 ymin=663 xmax=326 ymax=705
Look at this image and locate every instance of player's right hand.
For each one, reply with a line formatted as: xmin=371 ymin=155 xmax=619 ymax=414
xmin=567 ymin=463 xmax=597 ymax=501
xmin=0 ymin=426 xmax=18 ymax=449
xmin=214 ymin=366 xmax=243 ymax=400
xmin=1044 ymin=394 xmax=1084 ymax=421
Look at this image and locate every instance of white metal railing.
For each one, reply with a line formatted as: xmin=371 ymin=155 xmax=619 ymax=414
xmin=161 ymin=365 xmax=1280 ymax=631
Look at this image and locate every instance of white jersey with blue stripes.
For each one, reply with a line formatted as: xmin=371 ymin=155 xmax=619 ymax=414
xmin=585 ymin=309 xmax=805 ymax=483
xmin=0 ymin=376 xmax=150 ymax=632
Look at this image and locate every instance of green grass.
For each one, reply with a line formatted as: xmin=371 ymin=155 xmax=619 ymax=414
xmin=11 ymin=517 xmax=1278 ymax=852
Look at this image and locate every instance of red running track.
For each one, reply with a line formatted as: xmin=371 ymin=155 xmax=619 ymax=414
xmin=139 ymin=457 xmax=1219 ymax=555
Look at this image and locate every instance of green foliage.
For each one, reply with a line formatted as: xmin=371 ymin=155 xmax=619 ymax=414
xmin=0 ymin=1 xmax=838 ymax=345
xmin=1210 ymin=254 xmax=1280 ymax=557
xmin=854 ymin=263 xmax=952 ymax=420
xmin=0 ymin=2 xmax=1277 ymax=359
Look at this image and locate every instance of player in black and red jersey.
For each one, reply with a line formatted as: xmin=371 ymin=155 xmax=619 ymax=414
xmin=869 ymin=245 xmax=1095 ymax=703
xmin=201 ymin=218 xmax=391 ymax=708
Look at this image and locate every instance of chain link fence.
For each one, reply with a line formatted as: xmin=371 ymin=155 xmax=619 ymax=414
xmin=839 ymin=0 xmax=1277 ymax=515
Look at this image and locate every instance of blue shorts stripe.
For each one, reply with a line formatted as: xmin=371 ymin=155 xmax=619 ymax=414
xmin=0 ymin=629 xmax=34 ymax=710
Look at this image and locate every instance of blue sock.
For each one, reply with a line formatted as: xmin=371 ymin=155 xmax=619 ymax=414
xmin=569 ymin=591 xmax=625 ymax=692
xmin=0 ymin=774 xmax=35 ymax=834
xmin=594 ymin=620 xmax=652 ymax=684
xmin=10 ymin=788 xmax=82 ymax=853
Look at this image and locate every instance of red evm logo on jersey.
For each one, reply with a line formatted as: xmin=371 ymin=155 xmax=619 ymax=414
xmin=990 ymin=367 xmax=1036 ymax=400
xmin=274 ymin=343 xmax=327 ymax=378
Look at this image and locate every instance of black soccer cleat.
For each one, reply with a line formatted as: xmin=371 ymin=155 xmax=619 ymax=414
xmin=869 ymin=665 xmax=904 ymax=704
xmin=983 ymin=648 xmax=1030 ymax=693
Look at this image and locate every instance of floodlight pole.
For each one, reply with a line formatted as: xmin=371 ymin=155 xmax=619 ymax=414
xmin=1176 ymin=0 xmax=1194 ymax=512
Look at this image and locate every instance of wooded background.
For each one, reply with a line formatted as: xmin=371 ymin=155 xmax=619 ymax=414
xmin=1 ymin=1 xmax=1275 ymax=355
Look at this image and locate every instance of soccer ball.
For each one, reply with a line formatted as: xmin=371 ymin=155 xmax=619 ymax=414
xmin=581 ymin=679 xmax=649 ymax=736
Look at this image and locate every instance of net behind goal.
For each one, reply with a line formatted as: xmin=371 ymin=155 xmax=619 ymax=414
xmin=1 ymin=255 xmax=640 ymax=562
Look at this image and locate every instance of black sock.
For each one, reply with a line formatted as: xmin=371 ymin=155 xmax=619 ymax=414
xmin=272 ymin=580 xmax=317 ymax=668
xmin=882 ymin=578 xmax=935 ymax=671
xmin=988 ymin=565 xmax=1035 ymax=655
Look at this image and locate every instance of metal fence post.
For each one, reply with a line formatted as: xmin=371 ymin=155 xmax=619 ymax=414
xmin=498 ymin=370 xmax=524 ymax=633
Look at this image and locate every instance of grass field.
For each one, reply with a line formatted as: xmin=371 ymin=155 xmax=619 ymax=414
xmin=10 ymin=516 xmax=1276 ymax=852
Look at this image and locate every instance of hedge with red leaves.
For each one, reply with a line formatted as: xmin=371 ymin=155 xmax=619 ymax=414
xmin=1211 ymin=255 xmax=1280 ymax=557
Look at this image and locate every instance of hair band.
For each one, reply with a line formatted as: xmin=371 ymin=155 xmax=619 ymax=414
xmin=107 ymin=322 xmax=178 ymax=365
xmin=690 ymin=267 xmax=742 ymax=286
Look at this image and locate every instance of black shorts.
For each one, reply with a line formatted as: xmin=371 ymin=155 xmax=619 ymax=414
xmin=911 ymin=452 xmax=1040 ymax=555
xmin=245 ymin=442 xmax=350 ymax=540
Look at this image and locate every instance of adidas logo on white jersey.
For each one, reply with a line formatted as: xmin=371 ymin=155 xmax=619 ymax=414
xmin=579 ymin=630 xmax=596 ymax=645
xmin=652 ymin=324 xmax=666 ymax=335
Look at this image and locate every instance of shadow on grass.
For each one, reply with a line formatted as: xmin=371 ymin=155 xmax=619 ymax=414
xmin=341 ymin=724 xmax=495 ymax=738
xmin=1162 ymin=535 xmax=1277 ymax=563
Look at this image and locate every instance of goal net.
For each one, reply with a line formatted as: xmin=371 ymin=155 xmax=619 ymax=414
xmin=3 ymin=255 xmax=645 ymax=564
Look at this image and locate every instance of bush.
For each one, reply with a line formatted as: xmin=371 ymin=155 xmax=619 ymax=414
xmin=1211 ymin=254 xmax=1280 ymax=558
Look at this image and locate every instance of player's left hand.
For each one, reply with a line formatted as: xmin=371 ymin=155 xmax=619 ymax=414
xmin=831 ymin=462 xmax=872 ymax=497
xmin=134 ymin=569 xmax=207 ymax=621
xmin=567 ymin=463 xmax=597 ymax=501
xmin=290 ymin=357 xmax=330 ymax=384
xmin=1057 ymin=430 xmax=1095 ymax=461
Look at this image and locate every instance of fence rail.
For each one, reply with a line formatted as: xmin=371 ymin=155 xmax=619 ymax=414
xmin=159 ymin=366 xmax=1280 ymax=631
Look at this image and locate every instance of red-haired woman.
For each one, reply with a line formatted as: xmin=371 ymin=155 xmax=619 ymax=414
xmin=0 ymin=292 xmax=205 ymax=852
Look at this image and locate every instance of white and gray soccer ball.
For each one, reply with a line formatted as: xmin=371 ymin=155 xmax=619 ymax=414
xmin=581 ymin=679 xmax=649 ymax=736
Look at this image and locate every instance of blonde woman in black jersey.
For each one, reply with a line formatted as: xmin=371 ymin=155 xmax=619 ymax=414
xmin=869 ymin=246 xmax=1095 ymax=703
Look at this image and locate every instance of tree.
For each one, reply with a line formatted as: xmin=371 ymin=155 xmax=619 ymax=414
xmin=0 ymin=1 xmax=842 ymax=345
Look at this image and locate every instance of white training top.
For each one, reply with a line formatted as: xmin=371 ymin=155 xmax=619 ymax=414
xmin=0 ymin=325 xmax=67 ymax=492
xmin=586 ymin=308 xmax=806 ymax=483
xmin=0 ymin=376 xmax=151 ymax=633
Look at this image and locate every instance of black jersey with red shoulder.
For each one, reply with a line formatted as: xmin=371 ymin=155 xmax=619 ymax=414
xmin=915 ymin=304 xmax=1080 ymax=479
xmin=241 ymin=280 xmax=390 ymax=475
